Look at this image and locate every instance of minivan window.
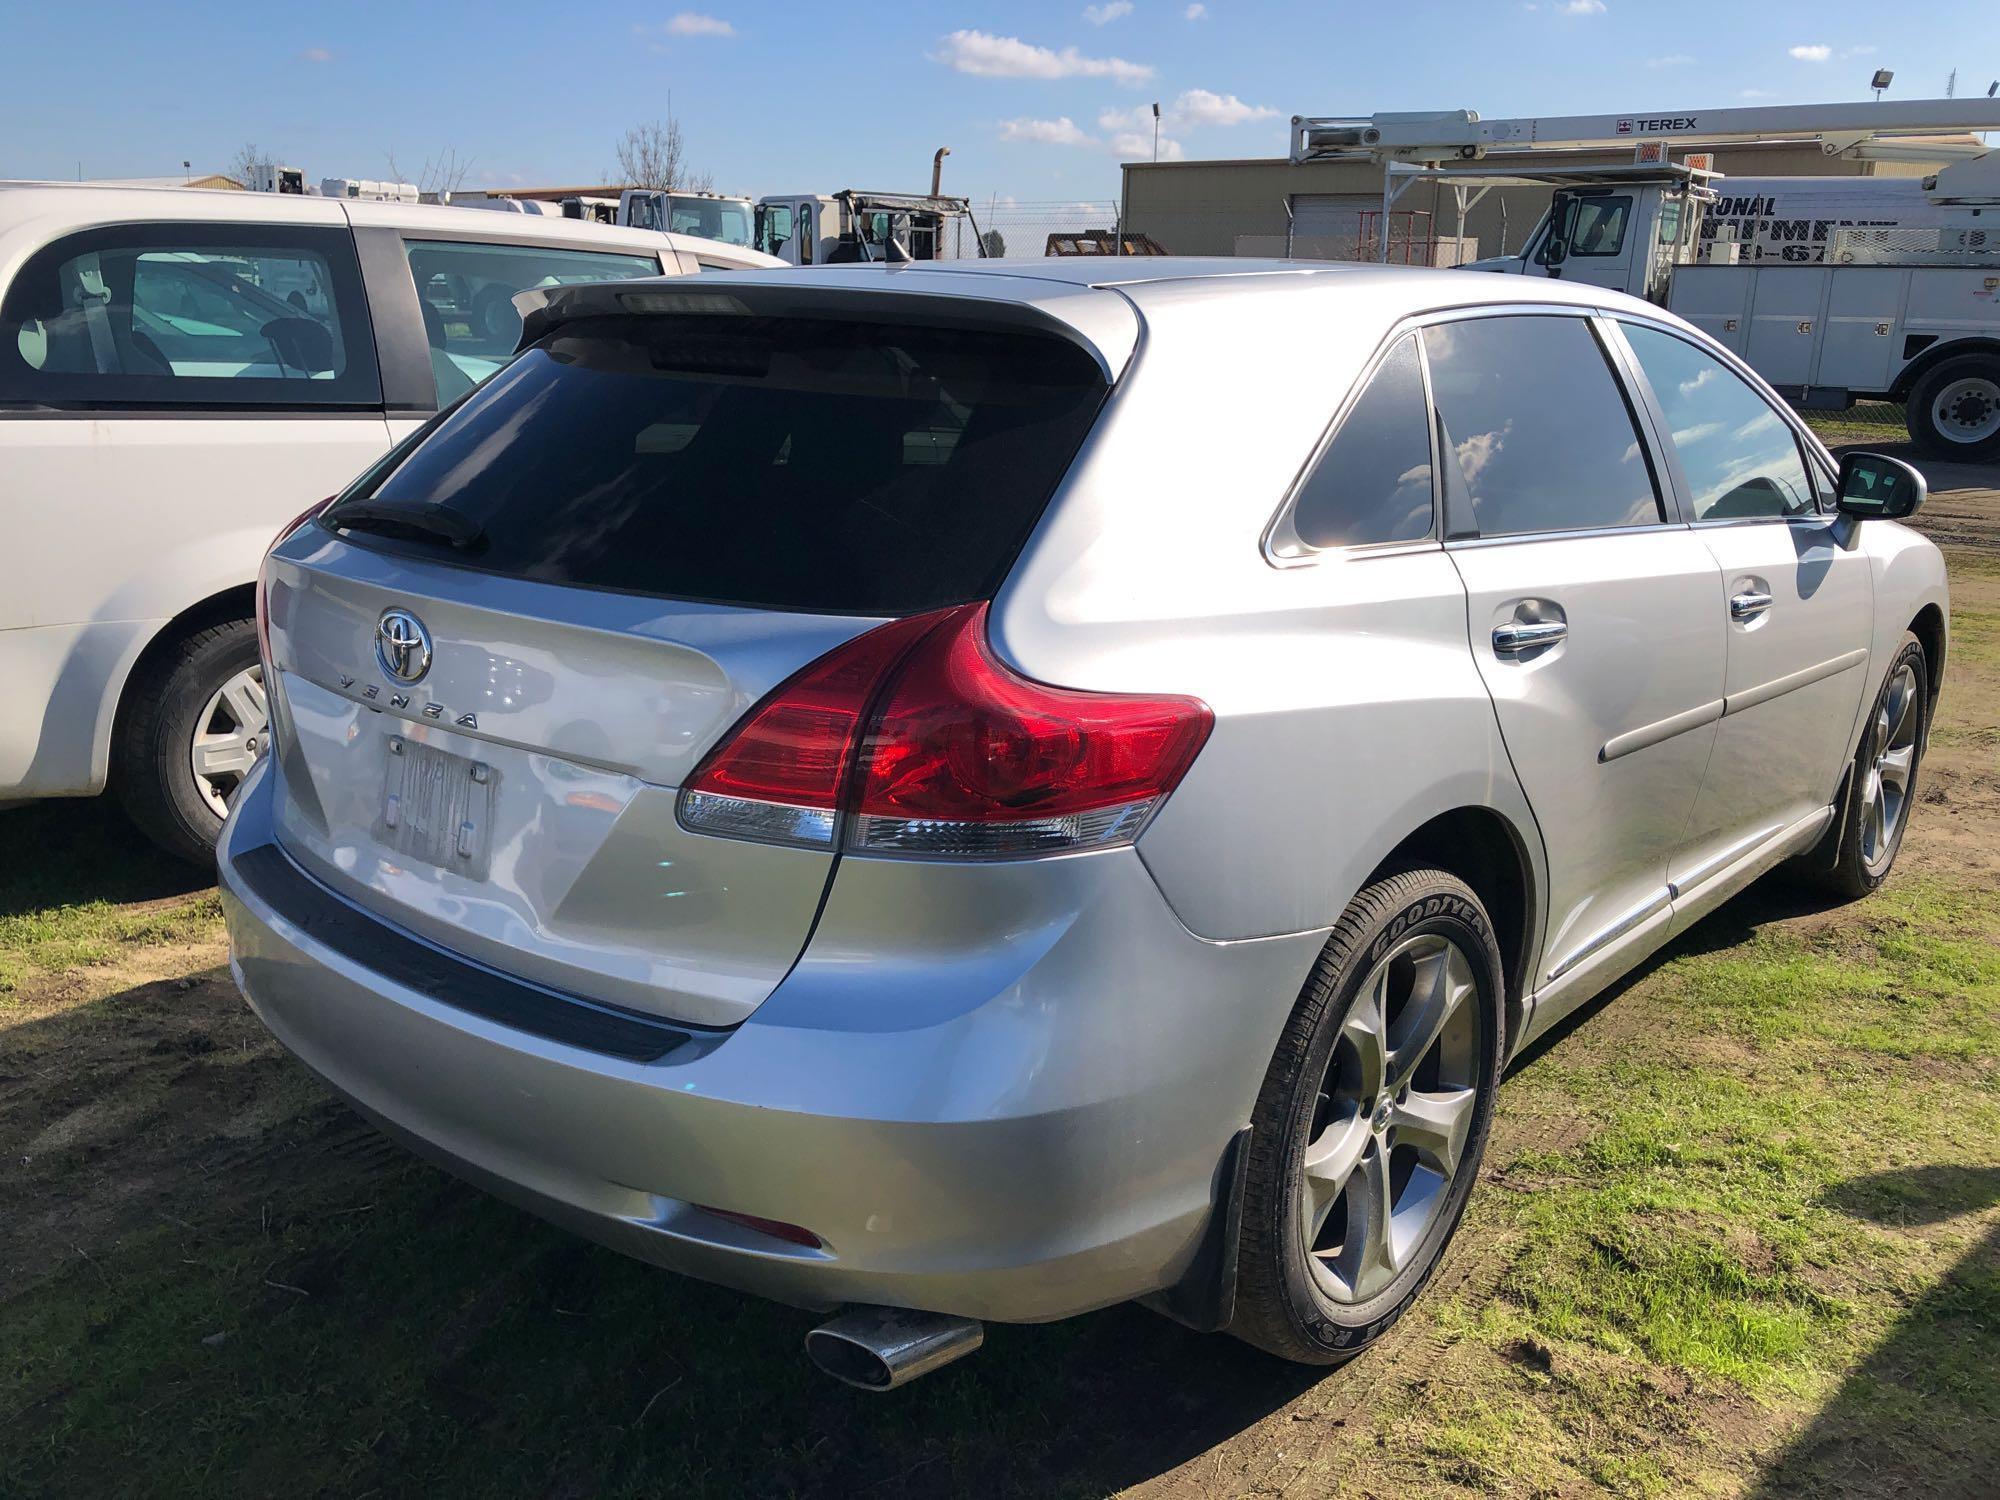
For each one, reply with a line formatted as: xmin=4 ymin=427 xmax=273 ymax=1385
xmin=1621 ymin=323 xmax=1815 ymax=521
xmin=330 ymin=314 xmax=1108 ymax=615
xmin=1285 ymin=334 xmax=1433 ymax=551
xmin=1423 ymin=316 xmax=1660 ymax=538
xmin=0 ymin=224 xmax=377 ymax=407
xmin=403 ymin=239 xmax=662 ymax=406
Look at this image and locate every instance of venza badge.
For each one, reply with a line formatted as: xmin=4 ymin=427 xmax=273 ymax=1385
xmin=375 ymin=608 xmax=433 ymax=684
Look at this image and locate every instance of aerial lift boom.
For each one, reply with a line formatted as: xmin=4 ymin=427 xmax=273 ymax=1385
xmin=1291 ymin=98 xmax=2000 ymax=165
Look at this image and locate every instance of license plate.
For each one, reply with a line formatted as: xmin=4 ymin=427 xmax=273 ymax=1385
xmin=376 ymin=735 xmax=494 ymax=879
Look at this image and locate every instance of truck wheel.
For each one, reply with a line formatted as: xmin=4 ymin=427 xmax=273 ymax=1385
xmin=1228 ymin=868 xmax=1504 ymax=1365
xmin=1905 ymin=355 xmax=2000 ymax=461
xmin=114 ymin=619 xmax=268 ymax=868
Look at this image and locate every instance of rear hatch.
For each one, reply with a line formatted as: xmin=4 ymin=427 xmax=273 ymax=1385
xmin=260 ymin=297 xmax=1112 ymax=1027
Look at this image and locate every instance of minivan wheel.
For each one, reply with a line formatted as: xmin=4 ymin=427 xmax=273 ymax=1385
xmin=114 ymin=618 xmax=266 ymax=867
xmin=1808 ymin=634 xmax=1929 ymax=900
xmin=1229 ymin=868 xmax=1504 ymax=1365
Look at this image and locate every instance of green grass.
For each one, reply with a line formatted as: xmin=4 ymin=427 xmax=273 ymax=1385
xmin=1369 ymin=875 xmax=2000 ymax=1492
xmin=0 ymin=799 xmax=217 ymax=997
xmin=1802 ymin=402 xmax=1909 ymax=448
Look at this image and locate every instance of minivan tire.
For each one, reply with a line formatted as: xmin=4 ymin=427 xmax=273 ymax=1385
xmin=1806 ymin=634 xmax=1930 ymax=900
xmin=1905 ymin=355 xmax=2000 ymax=462
xmin=1229 ymin=868 xmax=1504 ymax=1365
xmin=114 ymin=618 xmax=264 ymax=867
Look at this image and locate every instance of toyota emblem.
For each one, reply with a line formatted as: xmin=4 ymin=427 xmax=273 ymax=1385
xmin=375 ymin=608 xmax=433 ymax=684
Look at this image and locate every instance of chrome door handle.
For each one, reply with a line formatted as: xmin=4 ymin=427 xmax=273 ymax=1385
xmin=1492 ymin=620 xmax=1568 ymax=655
xmin=1730 ymin=591 xmax=1774 ymax=621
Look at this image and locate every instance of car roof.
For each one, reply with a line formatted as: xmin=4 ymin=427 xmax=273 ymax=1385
xmin=0 ymin=180 xmax=774 ymax=266
xmin=686 ymin=254 xmax=1649 ymax=319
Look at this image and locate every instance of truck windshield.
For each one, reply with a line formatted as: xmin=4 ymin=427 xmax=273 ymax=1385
xmin=326 ymin=314 xmax=1108 ymax=615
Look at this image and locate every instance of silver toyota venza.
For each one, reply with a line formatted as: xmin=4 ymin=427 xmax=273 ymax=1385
xmin=220 ymin=259 xmax=1948 ymax=1388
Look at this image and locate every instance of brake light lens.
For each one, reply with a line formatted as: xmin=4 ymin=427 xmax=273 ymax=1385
xmin=678 ymin=604 xmax=1211 ymax=859
xmin=254 ymin=495 xmax=335 ymax=673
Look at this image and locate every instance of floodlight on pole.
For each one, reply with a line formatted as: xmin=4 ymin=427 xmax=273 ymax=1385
xmin=1152 ymin=101 xmax=1162 ymax=163
xmin=1871 ymin=68 xmax=1894 ymax=101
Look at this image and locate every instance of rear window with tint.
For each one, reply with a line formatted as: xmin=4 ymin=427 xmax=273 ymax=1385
xmin=330 ymin=314 xmax=1107 ymax=615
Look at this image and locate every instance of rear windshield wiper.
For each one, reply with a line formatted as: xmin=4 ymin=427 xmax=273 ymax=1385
xmin=326 ymin=500 xmax=485 ymax=550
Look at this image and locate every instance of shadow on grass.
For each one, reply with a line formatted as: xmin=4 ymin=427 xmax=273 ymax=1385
xmin=0 ymin=796 xmax=210 ymax=917
xmin=0 ymin=976 xmax=1322 ymax=1499
xmin=1748 ymin=1166 xmax=2000 ymax=1500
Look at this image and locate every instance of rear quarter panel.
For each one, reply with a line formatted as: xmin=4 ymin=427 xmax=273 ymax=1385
xmin=991 ymin=278 xmax=1544 ymax=953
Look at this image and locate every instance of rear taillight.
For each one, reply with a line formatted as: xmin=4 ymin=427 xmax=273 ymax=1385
xmin=254 ymin=495 xmax=335 ymax=672
xmin=678 ymin=604 xmax=1212 ymax=859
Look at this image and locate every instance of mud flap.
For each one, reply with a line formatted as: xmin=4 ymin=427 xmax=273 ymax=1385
xmin=1139 ymin=1125 xmax=1252 ymax=1335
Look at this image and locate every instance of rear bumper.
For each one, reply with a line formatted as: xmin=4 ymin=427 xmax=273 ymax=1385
xmin=219 ymin=758 xmax=1322 ymax=1323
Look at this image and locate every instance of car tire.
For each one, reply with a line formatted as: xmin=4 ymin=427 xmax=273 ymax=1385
xmin=114 ymin=618 xmax=268 ymax=868
xmin=1805 ymin=634 xmax=1930 ymax=900
xmin=1228 ymin=867 xmax=1505 ymax=1365
xmin=1905 ymin=355 xmax=2000 ymax=462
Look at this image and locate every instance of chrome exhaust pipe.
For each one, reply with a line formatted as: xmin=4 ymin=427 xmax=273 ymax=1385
xmin=805 ymin=1306 xmax=984 ymax=1391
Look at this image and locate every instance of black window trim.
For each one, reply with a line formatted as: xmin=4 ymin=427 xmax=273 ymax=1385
xmin=1262 ymin=319 xmax=1444 ymax=568
xmin=0 ymin=219 xmax=384 ymax=414
xmin=1603 ymin=313 xmax=1828 ymax=529
xmin=1415 ymin=304 xmax=1678 ymax=548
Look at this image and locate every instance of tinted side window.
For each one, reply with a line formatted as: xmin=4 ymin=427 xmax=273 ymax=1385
xmin=1621 ymin=324 xmax=1815 ymax=521
xmin=1285 ymin=334 xmax=1434 ymax=552
xmin=403 ymin=239 xmax=662 ymax=406
xmin=1423 ymin=316 xmax=1660 ymax=538
xmin=0 ymin=224 xmax=378 ymax=407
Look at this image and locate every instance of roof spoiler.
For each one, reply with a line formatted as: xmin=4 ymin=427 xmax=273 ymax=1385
xmin=511 ymin=276 xmax=1138 ymax=381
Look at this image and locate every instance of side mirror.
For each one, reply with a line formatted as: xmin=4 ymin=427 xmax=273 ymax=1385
xmin=1536 ymin=196 xmax=1575 ymax=268
xmin=1835 ymin=451 xmax=1927 ymax=521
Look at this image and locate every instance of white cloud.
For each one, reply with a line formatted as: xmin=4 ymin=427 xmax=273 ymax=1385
xmin=299 ymin=46 xmax=334 ymax=62
xmin=1558 ymin=0 xmax=1605 ymax=13
xmin=999 ymin=115 xmax=1093 ymax=146
xmin=1789 ymin=43 xmax=1832 ymax=61
xmin=1083 ymin=1 xmax=1133 ymax=23
xmin=1645 ymin=53 xmax=1695 ymax=68
xmin=661 ymin=11 xmax=734 ymax=35
xmin=1740 ymin=88 xmax=1774 ymax=98
xmin=1184 ymin=2 xmax=1207 ymax=15
xmin=1111 ymin=130 xmax=1183 ymax=160
xmin=933 ymin=29 xmax=1154 ymax=85
xmin=1173 ymin=88 xmax=1277 ymax=126
xmin=1846 ymin=44 xmax=1877 ymax=56
xmin=1103 ymin=88 xmax=1276 ymax=134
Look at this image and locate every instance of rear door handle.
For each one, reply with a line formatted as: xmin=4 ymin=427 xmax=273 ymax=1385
xmin=1730 ymin=591 xmax=1774 ymax=621
xmin=1492 ymin=620 xmax=1568 ymax=655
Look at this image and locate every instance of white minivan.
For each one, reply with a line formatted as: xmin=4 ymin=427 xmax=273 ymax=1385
xmin=0 ymin=183 xmax=776 ymax=860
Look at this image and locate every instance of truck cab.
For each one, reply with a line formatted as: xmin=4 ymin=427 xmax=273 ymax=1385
xmin=1460 ymin=165 xmax=1713 ymax=305
xmin=619 ymin=190 xmax=755 ymax=249
xmin=752 ymin=191 xmax=981 ymax=266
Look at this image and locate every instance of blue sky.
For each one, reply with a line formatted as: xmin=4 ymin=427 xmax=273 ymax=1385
xmin=4 ymin=1 xmax=1992 ymax=205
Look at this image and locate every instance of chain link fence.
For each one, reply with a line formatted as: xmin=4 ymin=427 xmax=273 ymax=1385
xmin=953 ymin=201 xmax=1131 ymax=259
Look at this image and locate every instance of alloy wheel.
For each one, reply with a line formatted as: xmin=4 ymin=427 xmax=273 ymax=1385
xmin=190 ymin=665 xmax=269 ymax=818
xmin=1860 ymin=662 xmax=1920 ymax=872
xmin=1300 ymin=932 xmax=1481 ymax=1304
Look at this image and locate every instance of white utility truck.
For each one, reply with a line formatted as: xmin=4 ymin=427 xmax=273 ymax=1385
xmin=1292 ymin=99 xmax=2000 ymax=457
xmin=618 ymin=189 xmax=755 ymax=249
xmin=752 ymin=190 xmax=984 ymax=266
